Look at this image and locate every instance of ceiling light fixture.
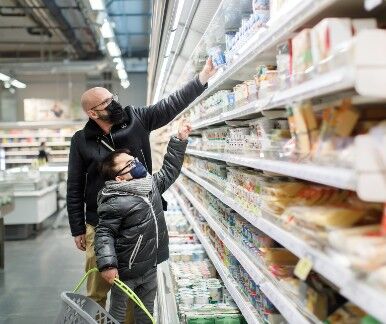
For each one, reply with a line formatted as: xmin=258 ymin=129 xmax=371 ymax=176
xmin=11 ymin=80 xmax=27 ymax=89
xmin=100 ymin=20 xmax=114 ymax=38
xmin=0 ymin=72 xmax=26 ymax=89
xmin=106 ymin=41 xmax=121 ymax=57
xmin=116 ymin=62 xmax=125 ymax=70
xmin=121 ymin=80 xmax=130 ymax=89
xmin=0 ymin=73 xmax=10 ymax=82
xmin=117 ymin=69 xmax=128 ymax=80
xmin=89 ymin=0 xmax=105 ymax=11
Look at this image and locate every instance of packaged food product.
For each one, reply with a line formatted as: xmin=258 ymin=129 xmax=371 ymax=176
xmin=292 ymin=29 xmax=313 ymax=83
xmin=269 ymin=0 xmax=289 ymax=21
xmin=259 ymin=70 xmax=278 ymax=98
xmin=351 ymin=18 xmax=377 ymax=34
xmin=310 ymin=18 xmax=352 ymax=72
xmin=208 ymin=45 xmax=226 ymax=67
xmin=283 ymin=205 xmax=370 ymax=236
xmin=291 ymin=101 xmax=318 ymax=157
xmin=276 ymin=40 xmax=292 ymax=89
xmin=312 ymin=100 xmax=359 ymax=164
xmin=259 ymin=247 xmax=298 ymax=266
xmin=253 ymin=0 xmax=270 ymax=12
xmin=328 ymin=225 xmax=386 ymax=271
xmin=325 ymin=302 xmax=367 ymax=324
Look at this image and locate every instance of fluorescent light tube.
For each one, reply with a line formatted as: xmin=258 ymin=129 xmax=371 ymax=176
xmin=0 ymin=73 xmax=10 ymax=82
xmin=172 ymin=0 xmax=186 ymax=30
xmin=116 ymin=62 xmax=124 ymax=70
xmin=106 ymin=41 xmax=121 ymax=57
xmin=100 ymin=20 xmax=114 ymax=38
xmin=117 ymin=69 xmax=128 ymax=80
xmin=11 ymin=80 xmax=26 ymax=89
xmin=121 ymin=80 xmax=130 ymax=89
xmin=89 ymin=0 xmax=105 ymax=10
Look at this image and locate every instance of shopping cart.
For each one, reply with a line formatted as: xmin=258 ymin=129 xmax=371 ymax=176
xmin=55 ymin=268 xmax=155 ymax=324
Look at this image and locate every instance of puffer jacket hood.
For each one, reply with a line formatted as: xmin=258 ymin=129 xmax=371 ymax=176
xmin=94 ymin=136 xmax=187 ymax=280
xmin=97 ymin=174 xmax=153 ymax=205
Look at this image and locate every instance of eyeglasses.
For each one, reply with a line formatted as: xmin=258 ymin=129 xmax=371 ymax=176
xmin=90 ymin=94 xmax=118 ymax=111
xmin=114 ymin=158 xmax=138 ymax=178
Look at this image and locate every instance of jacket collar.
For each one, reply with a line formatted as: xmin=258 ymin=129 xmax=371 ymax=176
xmin=84 ymin=106 xmax=131 ymax=139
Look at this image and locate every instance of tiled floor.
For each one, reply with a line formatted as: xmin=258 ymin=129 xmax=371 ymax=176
xmin=0 ymin=224 xmax=85 ymax=324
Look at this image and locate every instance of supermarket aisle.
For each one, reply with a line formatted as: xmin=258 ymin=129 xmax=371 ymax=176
xmin=0 ymin=226 xmax=84 ymax=324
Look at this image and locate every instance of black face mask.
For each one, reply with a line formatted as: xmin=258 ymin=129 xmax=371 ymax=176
xmin=99 ymin=100 xmax=124 ymax=124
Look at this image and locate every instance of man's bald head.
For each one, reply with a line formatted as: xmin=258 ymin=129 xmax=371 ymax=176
xmin=81 ymin=87 xmax=112 ymax=112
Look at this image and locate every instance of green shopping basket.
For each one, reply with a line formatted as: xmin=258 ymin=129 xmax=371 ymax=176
xmin=55 ymin=268 xmax=155 ymax=324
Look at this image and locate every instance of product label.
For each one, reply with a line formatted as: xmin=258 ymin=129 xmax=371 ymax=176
xmin=294 ymin=257 xmax=313 ymax=281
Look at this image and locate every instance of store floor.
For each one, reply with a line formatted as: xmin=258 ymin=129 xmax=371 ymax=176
xmin=0 ymin=224 xmax=85 ymax=324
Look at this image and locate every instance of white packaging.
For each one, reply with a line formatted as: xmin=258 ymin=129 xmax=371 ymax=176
xmin=352 ymin=18 xmax=378 ymax=34
xmin=311 ymin=18 xmax=352 ymax=67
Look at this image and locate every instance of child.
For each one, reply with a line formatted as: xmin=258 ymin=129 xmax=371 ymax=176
xmin=94 ymin=120 xmax=192 ymax=324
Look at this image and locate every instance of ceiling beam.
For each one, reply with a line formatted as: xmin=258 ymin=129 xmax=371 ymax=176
xmin=115 ymin=32 xmax=151 ymax=36
xmin=0 ymin=5 xmax=79 ymax=9
xmin=108 ymin=13 xmax=151 ymax=17
xmin=40 ymin=0 xmax=88 ymax=59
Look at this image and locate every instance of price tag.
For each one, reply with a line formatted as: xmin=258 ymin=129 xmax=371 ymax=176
xmin=294 ymin=257 xmax=313 ymax=281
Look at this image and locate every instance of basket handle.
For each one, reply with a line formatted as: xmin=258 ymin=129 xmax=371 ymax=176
xmin=73 ymin=267 xmax=155 ymax=324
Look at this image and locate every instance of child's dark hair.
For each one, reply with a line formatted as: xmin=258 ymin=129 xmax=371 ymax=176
xmin=99 ymin=149 xmax=131 ymax=181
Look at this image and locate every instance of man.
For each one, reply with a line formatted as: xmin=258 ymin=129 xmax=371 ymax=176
xmin=67 ymin=59 xmax=216 ymax=320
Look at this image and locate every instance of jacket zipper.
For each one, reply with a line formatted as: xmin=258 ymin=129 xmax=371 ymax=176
xmin=142 ymin=196 xmax=159 ymax=266
xmin=140 ymin=149 xmax=149 ymax=171
xmin=129 ymin=234 xmax=143 ymax=269
xmin=109 ymin=133 xmax=116 ymax=149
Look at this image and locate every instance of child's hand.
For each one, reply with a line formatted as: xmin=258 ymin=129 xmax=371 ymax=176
xmin=101 ymin=267 xmax=118 ymax=284
xmin=177 ymin=118 xmax=192 ymax=141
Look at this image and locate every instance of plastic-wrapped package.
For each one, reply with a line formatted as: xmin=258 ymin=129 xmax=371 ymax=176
xmin=253 ymin=0 xmax=270 ymax=12
xmin=202 ymin=126 xmax=229 ymax=152
xmin=208 ymin=44 xmax=227 ymax=68
xmin=225 ymin=127 xmax=250 ymax=153
xmin=292 ymin=29 xmax=314 ymax=84
xmin=328 ymin=225 xmax=386 ymax=272
xmin=276 ymin=40 xmax=292 ymax=90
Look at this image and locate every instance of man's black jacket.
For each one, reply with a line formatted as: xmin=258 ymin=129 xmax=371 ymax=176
xmin=67 ymin=75 xmax=206 ymax=236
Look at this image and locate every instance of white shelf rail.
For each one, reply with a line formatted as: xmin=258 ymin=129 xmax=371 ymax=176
xmin=186 ymin=149 xmax=356 ymax=190
xmin=173 ymin=188 xmax=263 ymax=324
xmin=180 ymin=167 xmax=386 ymax=323
xmin=176 ymin=183 xmax=316 ymax=324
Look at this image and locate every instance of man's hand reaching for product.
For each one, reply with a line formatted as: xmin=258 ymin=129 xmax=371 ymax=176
xmin=177 ymin=119 xmax=192 ymax=141
xmin=199 ymin=58 xmax=217 ymax=85
xmin=101 ymin=267 xmax=119 ymax=284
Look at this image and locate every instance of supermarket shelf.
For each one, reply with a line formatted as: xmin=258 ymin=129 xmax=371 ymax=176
xmin=186 ymin=149 xmax=356 ymax=190
xmin=192 ymin=67 xmax=356 ymax=130
xmin=0 ymin=134 xmax=73 ymax=139
xmin=0 ymin=120 xmax=85 ymax=129
xmin=5 ymin=150 xmax=69 ymax=156
xmin=176 ymin=182 xmax=314 ymax=324
xmin=5 ymin=159 xmax=34 ymax=164
xmin=183 ymin=0 xmax=367 ymax=114
xmin=157 ymin=261 xmax=179 ymax=324
xmin=1 ymin=142 xmax=70 ymax=148
xmin=181 ymin=168 xmax=386 ymax=323
xmin=173 ymin=189 xmax=262 ymax=324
